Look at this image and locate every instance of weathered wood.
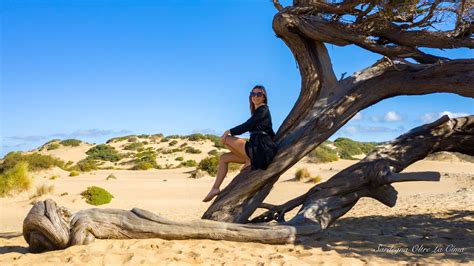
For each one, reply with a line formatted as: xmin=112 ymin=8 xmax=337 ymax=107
xmin=23 ymin=199 xmax=324 ymax=252
xmin=22 ymin=1 xmax=473 ymax=252
xmin=22 ymin=116 xmax=473 ymax=252
xmin=252 ymin=115 xmax=474 ymax=227
xmin=202 ymin=2 xmax=473 ymax=223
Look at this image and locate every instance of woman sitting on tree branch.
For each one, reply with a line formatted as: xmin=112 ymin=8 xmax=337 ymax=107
xmin=203 ymin=85 xmax=278 ymax=202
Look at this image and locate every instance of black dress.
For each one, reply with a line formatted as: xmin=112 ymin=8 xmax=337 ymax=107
xmin=229 ymin=104 xmax=278 ymax=170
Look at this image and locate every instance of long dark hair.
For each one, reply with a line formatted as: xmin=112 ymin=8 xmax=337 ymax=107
xmin=248 ymin=85 xmax=268 ymax=115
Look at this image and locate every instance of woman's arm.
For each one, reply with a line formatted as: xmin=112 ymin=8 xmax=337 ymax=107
xmin=229 ymin=106 xmax=268 ymax=136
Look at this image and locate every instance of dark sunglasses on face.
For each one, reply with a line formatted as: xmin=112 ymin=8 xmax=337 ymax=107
xmin=250 ymin=92 xmax=264 ymax=97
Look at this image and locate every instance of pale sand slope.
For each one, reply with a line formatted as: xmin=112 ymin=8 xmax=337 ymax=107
xmin=0 ymin=159 xmax=473 ymax=265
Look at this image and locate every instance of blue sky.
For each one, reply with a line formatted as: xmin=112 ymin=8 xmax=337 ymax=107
xmin=1 ymin=0 xmax=473 ymax=157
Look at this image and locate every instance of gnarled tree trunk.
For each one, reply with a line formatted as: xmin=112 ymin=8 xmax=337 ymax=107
xmin=23 ymin=0 xmax=473 ymax=252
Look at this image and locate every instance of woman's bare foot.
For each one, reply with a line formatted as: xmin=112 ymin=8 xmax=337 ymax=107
xmin=202 ymin=188 xmax=220 ymax=202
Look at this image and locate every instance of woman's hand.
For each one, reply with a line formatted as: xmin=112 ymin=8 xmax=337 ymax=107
xmin=221 ymin=130 xmax=230 ymax=145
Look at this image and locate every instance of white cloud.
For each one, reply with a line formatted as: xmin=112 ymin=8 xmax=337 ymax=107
xmin=352 ymin=112 xmax=363 ymax=121
xmin=384 ymin=111 xmax=402 ymax=122
xmin=439 ymin=111 xmax=469 ymax=118
xmin=7 ymin=129 xmax=132 ymax=142
xmin=420 ymin=111 xmax=470 ymax=123
xmin=341 ymin=125 xmax=402 ymax=134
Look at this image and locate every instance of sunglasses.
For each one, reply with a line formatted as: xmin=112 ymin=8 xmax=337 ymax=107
xmin=250 ymin=92 xmax=264 ymax=97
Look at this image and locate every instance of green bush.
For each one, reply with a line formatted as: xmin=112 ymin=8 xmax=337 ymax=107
xmin=0 ymin=152 xmax=64 ymax=172
xmin=60 ymin=139 xmax=82 ymax=147
xmin=161 ymin=137 xmax=170 ymax=142
xmin=106 ymin=135 xmax=136 ymax=143
xmin=80 ymin=186 xmax=114 ymax=205
xmin=206 ymin=135 xmax=225 ymax=149
xmin=128 ymin=137 xmax=138 ymax=142
xmin=69 ymin=170 xmax=80 ymax=176
xmin=72 ymin=158 xmax=99 ymax=172
xmin=208 ymin=149 xmax=220 ymax=156
xmin=228 ymin=162 xmax=241 ymax=172
xmin=124 ymin=142 xmax=144 ymax=151
xmin=132 ymin=150 xmax=157 ymax=170
xmin=169 ymin=140 xmax=178 ymax=146
xmin=333 ymin=138 xmax=377 ymax=159
xmin=47 ymin=143 xmax=60 ymax=150
xmin=180 ymin=142 xmax=188 ymax=148
xmin=86 ymin=144 xmax=122 ymax=162
xmin=175 ymin=156 xmax=184 ymax=161
xmin=132 ymin=161 xmax=155 ymax=170
xmin=186 ymin=133 xmax=206 ymax=141
xmin=0 ymin=161 xmax=31 ymax=197
xmin=295 ymin=167 xmax=310 ymax=181
xmin=152 ymin=133 xmax=164 ymax=138
xmin=137 ymin=134 xmax=150 ymax=139
xmin=198 ymin=156 xmax=219 ymax=175
xmin=180 ymin=159 xmax=197 ymax=167
xmin=185 ymin=147 xmax=202 ymax=154
xmin=308 ymin=145 xmax=339 ymax=163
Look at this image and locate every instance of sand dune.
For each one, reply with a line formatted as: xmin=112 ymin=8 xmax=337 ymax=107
xmin=1 ymin=158 xmax=473 ymax=265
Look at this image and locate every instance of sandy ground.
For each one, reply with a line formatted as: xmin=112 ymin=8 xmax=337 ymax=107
xmin=1 ymin=158 xmax=473 ymax=265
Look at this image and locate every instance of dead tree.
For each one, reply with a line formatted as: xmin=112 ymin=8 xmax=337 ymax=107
xmin=23 ymin=0 xmax=473 ymax=252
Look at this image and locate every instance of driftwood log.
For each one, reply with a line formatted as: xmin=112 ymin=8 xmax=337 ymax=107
xmin=23 ymin=115 xmax=474 ymax=252
xmin=23 ymin=0 xmax=473 ymax=252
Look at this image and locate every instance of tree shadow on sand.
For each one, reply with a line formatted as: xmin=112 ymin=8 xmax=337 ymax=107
xmin=295 ymin=210 xmax=473 ymax=263
xmin=0 ymin=232 xmax=29 ymax=255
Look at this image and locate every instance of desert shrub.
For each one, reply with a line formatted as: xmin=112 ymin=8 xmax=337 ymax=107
xmin=132 ymin=150 xmax=157 ymax=170
xmin=34 ymin=183 xmax=55 ymax=197
xmin=180 ymin=142 xmax=188 ymax=148
xmin=106 ymin=135 xmax=136 ymax=143
xmin=185 ymin=147 xmax=202 ymax=154
xmin=81 ymin=186 xmax=113 ymax=205
xmin=333 ymin=138 xmax=376 ymax=159
xmin=306 ymin=175 xmax=322 ymax=183
xmin=128 ymin=137 xmax=138 ymax=142
xmin=359 ymin=142 xmax=377 ymax=154
xmin=124 ymin=142 xmax=144 ymax=151
xmin=86 ymin=144 xmax=121 ymax=162
xmin=73 ymin=158 xmax=99 ymax=172
xmin=0 ymin=152 xmax=64 ymax=172
xmin=138 ymin=134 xmax=150 ymax=139
xmin=167 ymin=134 xmax=181 ymax=139
xmin=65 ymin=160 xmax=74 ymax=168
xmin=308 ymin=145 xmax=339 ymax=163
xmin=295 ymin=167 xmax=311 ymax=181
xmin=44 ymin=139 xmax=61 ymax=145
xmin=152 ymin=133 xmax=164 ymax=138
xmin=0 ymin=161 xmax=31 ymax=197
xmin=186 ymin=133 xmax=206 ymax=141
xmin=228 ymin=162 xmax=241 ymax=172
xmin=180 ymin=159 xmax=197 ymax=167
xmin=69 ymin=170 xmax=80 ymax=176
xmin=142 ymin=141 xmax=149 ymax=145
xmin=198 ymin=156 xmax=219 ymax=175
xmin=106 ymin=173 xmax=117 ymax=180
xmin=60 ymin=139 xmax=82 ymax=147
xmin=169 ymin=140 xmax=178 ymax=146
xmin=206 ymin=135 xmax=225 ymax=149
xmin=49 ymin=175 xmax=59 ymax=180
xmin=161 ymin=137 xmax=170 ymax=142
xmin=175 ymin=156 xmax=184 ymax=161
xmin=132 ymin=161 xmax=155 ymax=170
xmin=47 ymin=143 xmax=60 ymax=150
xmin=208 ymin=149 xmax=220 ymax=156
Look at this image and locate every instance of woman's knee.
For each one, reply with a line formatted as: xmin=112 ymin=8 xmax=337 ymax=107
xmin=219 ymin=152 xmax=233 ymax=163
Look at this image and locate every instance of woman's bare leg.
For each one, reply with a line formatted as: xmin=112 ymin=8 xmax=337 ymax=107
xmin=203 ymin=152 xmax=245 ymax=202
xmin=224 ymin=135 xmax=251 ymax=170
